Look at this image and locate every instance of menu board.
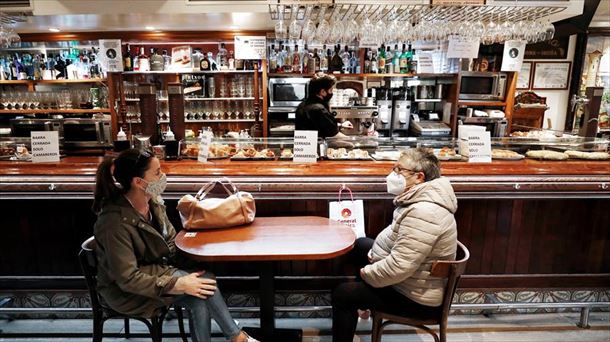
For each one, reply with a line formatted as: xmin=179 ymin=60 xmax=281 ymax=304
xmin=447 ymin=36 xmax=480 ymax=59
xmin=532 ymin=62 xmax=571 ymax=90
xmin=235 ymin=36 xmax=266 ymax=60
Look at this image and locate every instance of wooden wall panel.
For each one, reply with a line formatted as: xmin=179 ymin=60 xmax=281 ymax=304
xmin=1 ymin=197 xmax=609 ymax=289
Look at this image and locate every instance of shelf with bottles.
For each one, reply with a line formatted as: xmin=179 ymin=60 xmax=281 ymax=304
xmin=0 ymin=108 xmax=111 ymax=115
xmin=185 ymin=119 xmax=257 ymax=123
xmin=0 ymin=78 xmax=106 ymax=85
xmin=122 ymin=70 xmax=258 ymax=75
xmin=267 ymin=73 xmax=457 ymax=78
xmin=184 ymin=97 xmax=256 ymax=101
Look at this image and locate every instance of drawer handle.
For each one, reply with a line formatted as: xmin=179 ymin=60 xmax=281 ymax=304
xmin=601 ymin=183 xmax=608 ymax=190
xmin=48 ymin=184 xmax=56 ymax=191
xmin=514 ymin=183 xmax=521 ymax=190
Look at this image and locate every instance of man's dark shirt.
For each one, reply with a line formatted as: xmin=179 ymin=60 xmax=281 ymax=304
xmin=295 ymin=96 xmax=339 ymax=138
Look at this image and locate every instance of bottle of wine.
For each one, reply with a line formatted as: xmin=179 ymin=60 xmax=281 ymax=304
xmin=377 ymin=46 xmax=386 ymax=74
xmin=363 ymin=48 xmax=371 ymax=74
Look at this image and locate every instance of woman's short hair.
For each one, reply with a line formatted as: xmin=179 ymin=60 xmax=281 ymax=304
xmin=308 ymin=72 xmax=337 ymax=97
xmin=398 ymin=148 xmax=441 ymax=181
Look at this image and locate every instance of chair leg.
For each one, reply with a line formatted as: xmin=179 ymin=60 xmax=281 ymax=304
xmin=439 ymin=322 xmax=446 ymax=342
xmin=371 ymin=315 xmax=383 ymax=342
xmin=175 ymin=306 xmax=189 ymax=342
xmin=124 ymin=318 xmax=130 ymax=338
xmin=92 ymin=313 xmax=104 ymax=342
xmin=151 ymin=317 xmax=163 ymax=342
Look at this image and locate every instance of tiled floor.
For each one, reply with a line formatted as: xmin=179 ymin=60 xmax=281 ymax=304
xmin=0 ymin=312 xmax=609 ymax=341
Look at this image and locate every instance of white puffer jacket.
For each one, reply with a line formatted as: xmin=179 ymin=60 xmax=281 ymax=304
xmin=361 ymin=177 xmax=458 ymax=307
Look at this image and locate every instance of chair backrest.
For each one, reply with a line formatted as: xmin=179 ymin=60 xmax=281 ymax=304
xmin=79 ymin=236 xmax=104 ymax=311
xmin=430 ymin=241 xmax=470 ymax=321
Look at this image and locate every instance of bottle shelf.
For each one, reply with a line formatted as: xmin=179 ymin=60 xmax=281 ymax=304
xmin=0 ymin=108 xmax=111 ymax=114
xmin=122 ymin=70 xmax=258 ymax=75
xmin=267 ymin=73 xmax=456 ymax=78
xmin=0 ymin=79 xmax=106 ymax=85
xmin=185 ymin=97 xmax=256 ymax=101
xmin=185 ymin=119 xmax=256 ymax=123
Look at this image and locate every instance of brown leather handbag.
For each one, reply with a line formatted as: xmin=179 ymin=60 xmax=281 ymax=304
xmin=177 ymin=178 xmax=256 ymax=230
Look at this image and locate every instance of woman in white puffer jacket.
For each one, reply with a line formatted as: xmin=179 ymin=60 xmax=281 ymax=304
xmin=332 ymin=147 xmax=458 ymax=342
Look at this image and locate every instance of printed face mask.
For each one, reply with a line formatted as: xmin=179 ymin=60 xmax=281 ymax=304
xmin=142 ymin=173 xmax=167 ymax=198
xmin=386 ymin=171 xmax=406 ymax=195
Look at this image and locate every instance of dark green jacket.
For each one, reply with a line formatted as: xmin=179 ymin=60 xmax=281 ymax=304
xmin=94 ymin=196 xmax=180 ymax=318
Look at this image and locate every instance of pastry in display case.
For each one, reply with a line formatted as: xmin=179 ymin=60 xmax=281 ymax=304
xmin=491 ymin=149 xmax=525 ymax=160
xmin=180 ymin=137 xmax=294 ymax=161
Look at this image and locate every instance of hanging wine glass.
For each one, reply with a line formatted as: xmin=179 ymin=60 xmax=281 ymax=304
xmin=301 ymin=19 xmax=317 ymax=43
xmin=543 ymin=20 xmax=555 ymax=41
xmin=288 ymin=19 xmax=302 ymax=40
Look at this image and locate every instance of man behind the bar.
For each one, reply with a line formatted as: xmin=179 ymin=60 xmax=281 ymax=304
xmin=295 ymin=72 xmax=351 ymax=138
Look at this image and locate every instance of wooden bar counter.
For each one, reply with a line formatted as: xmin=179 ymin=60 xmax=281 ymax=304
xmin=0 ymin=157 xmax=609 ymax=290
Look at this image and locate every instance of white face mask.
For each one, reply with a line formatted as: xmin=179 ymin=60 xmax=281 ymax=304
xmin=386 ymin=171 xmax=406 ymax=195
xmin=142 ymin=173 xmax=167 ymax=198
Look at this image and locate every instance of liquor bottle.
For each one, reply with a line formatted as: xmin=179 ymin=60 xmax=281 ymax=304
xmin=302 ymin=44 xmax=310 ymax=74
xmin=33 ymin=54 xmax=42 ymax=80
xmin=235 ymin=53 xmax=244 ymax=70
xmin=207 ymin=51 xmax=218 ymax=71
xmin=217 ymin=43 xmax=228 ymax=70
xmin=162 ymin=49 xmax=171 ymax=70
xmin=137 ymin=47 xmax=150 ymax=72
xmin=377 ymin=46 xmax=385 ymax=74
xmin=150 ymin=48 xmax=164 ymax=71
xmin=200 ymin=51 xmax=210 ymax=71
xmin=283 ymin=46 xmax=293 ymax=73
xmin=228 ymin=50 xmax=235 ymax=70
xmin=124 ymin=45 xmax=133 ymax=71
xmin=385 ymin=45 xmax=393 ymax=74
xmin=399 ymin=43 xmax=409 ymax=74
xmin=330 ymin=45 xmax=343 ymax=73
xmin=320 ymin=45 xmax=329 ymax=72
xmin=340 ymin=45 xmax=349 ymax=74
xmin=89 ymin=49 xmax=101 ymax=78
xmin=371 ymin=50 xmax=378 ymax=74
xmin=277 ymin=44 xmax=285 ymax=72
xmin=192 ymin=48 xmax=203 ymax=70
xmin=268 ymin=44 xmax=277 ymax=73
xmin=410 ymin=49 xmax=418 ymax=74
xmin=407 ymin=44 xmax=415 ymax=73
xmin=363 ymin=48 xmax=371 ymax=74
xmin=393 ymin=44 xmax=401 ymax=74
xmin=348 ymin=51 xmax=358 ymax=74
xmin=292 ymin=44 xmax=301 ymax=73
xmin=9 ymin=56 xmax=18 ymax=80
xmin=312 ymin=48 xmax=320 ymax=72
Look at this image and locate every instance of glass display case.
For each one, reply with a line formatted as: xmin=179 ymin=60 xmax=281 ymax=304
xmin=175 ymin=134 xmax=609 ymax=162
xmin=180 ymin=137 xmax=297 ymax=160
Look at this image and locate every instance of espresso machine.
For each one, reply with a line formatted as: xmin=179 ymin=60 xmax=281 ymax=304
xmin=333 ymin=106 xmax=378 ymax=136
xmin=373 ymin=87 xmax=393 ymax=135
xmin=391 ymin=87 xmax=412 ymax=137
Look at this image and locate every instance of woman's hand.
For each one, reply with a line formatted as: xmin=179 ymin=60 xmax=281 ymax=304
xmin=367 ymin=249 xmax=374 ymax=263
xmin=174 ymin=271 xmax=217 ymax=299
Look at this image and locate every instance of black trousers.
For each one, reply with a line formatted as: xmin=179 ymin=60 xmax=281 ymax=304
xmin=331 ymin=237 xmax=440 ymax=342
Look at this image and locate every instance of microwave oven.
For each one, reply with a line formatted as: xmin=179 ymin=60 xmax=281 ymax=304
xmin=62 ymin=118 xmax=113 ymax=148
xmin=9 ymin=118 xmax=61 ymax=137
xmin=268 ymin=77 xmax=309 ymax=107
xmin=459 ymin=72 xmax=507 ymax=101
xmin=458 ymin=116 xmax=508 ymax=137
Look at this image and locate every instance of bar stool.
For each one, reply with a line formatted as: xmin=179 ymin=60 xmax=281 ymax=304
xmin=79 ymin=236 xmax=188 ymax=342
xmin=371 ymin=241 xmax=470 ymax=342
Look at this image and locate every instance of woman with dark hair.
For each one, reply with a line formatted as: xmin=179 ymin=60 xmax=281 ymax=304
xmin=92 ymin=149 xmax=257 ymax=342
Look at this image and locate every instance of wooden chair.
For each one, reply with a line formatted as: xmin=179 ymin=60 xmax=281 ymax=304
xmin=371 ymin=241 xmax=470 ymax=342
xmin=79 ymin=236 xmax=188 ymax=342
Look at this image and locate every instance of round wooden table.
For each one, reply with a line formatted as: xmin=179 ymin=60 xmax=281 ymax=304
xmin=175 ymin=216 xmax=356 ymax=341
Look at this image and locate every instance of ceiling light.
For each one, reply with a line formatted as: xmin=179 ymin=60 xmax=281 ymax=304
xmin=49 ymin=28 xmax=60 ymax=32
xmin=145 ymin=26 xmax=155 ymax=30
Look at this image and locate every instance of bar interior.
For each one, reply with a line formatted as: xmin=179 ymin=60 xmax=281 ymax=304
xmin=0 ymin=0 xmax=609 ymax=340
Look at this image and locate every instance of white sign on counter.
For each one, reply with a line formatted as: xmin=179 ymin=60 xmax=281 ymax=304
xmin=466 ymin=131 xmax=492 ymax=163
xmin=197 ymin=132 xmax=213 ymax=163
xmin=417 ymin=52 xmax=435 ymax=73
xmin=235 ymin=36 xmax=267 ymax=60
xmin=293 ymin=130 xmax=318 ymax=163
xmin=447 ymin=36 xmax=480 ymax=59
xmin=31 ymin=131 xmax=60 ymax=163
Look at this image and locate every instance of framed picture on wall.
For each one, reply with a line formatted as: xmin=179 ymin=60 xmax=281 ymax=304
xmin=517 ymin=61 xmax=533 ymax=89
xmin=532 ymin=62 xmax=571 ymax=90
